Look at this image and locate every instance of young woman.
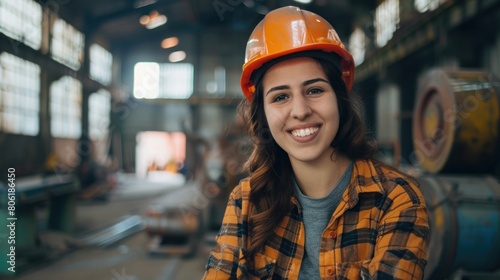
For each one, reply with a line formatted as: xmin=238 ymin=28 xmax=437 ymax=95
xmin=203 ymin=6 xmax=429 ymax=280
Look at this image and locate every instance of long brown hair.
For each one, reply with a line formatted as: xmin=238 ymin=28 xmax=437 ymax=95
xmin=238 ymin=54 xmax=377 ymax=260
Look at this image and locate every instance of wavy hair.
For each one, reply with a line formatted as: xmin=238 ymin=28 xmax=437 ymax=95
xmin=238 ymin=55 xmax=378 ymax=261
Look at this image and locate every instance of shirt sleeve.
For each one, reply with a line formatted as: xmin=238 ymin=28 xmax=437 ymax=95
xmin=203 ymin=185 xmax=246 ymax=280
xmin=369 ymin=178 xmax=430 ymax=280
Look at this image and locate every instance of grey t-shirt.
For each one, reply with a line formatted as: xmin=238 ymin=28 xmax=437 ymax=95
xmin=292 ymin=161 xmax=353 ymax=280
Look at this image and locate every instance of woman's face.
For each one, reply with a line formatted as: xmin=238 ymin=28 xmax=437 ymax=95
xmin=261 ymin=57 xmax=340 ymax=165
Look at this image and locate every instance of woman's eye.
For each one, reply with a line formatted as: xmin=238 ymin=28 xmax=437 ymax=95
xmin=308 ymin=88 xmax=323 ymax=95
xmin=272 ymin=94 xmax=288 ymax=102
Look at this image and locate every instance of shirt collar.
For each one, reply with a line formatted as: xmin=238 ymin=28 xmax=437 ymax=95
xmin=344 ymin=159 xmax=386 ymax=208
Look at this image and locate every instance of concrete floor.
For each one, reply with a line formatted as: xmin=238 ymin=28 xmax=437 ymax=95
xmin=9 ymin=173 xmax=211 ymax=280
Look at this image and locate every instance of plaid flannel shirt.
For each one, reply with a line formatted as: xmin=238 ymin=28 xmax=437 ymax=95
xmin=203 ymin=159 xmax=429 ymax=280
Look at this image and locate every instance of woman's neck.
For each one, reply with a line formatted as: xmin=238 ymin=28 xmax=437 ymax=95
xmin=291 ymin=153 xmax=351 ymax=198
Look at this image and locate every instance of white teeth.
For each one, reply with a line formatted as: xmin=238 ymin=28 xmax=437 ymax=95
xmin=291 ymin=127 xmax=319 ymax=137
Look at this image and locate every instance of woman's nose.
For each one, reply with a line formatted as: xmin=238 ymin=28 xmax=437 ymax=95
xmin=290 ymin=95 xmax=312 ymax=120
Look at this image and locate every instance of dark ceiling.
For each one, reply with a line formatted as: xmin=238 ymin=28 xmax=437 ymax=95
xmin=55 ymin=0 xmax=376 ymax=50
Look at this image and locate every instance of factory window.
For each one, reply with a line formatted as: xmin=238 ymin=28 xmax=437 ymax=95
xmin=0 ymin=0 xmax=42 ymax=50
xmin=89 ymin=44 xmax=113 ymax=86
xmin=349 ymin=27 xmax=367 ymax=67
xmin=160 ymin=63 xmax=193 ymax=99
xmin=206 ymin=66 xmax=226 ymax=97
xmin=375 ymin=0 xmax=400 ymax=48
xmin=0 ymin=52 xmax=40 ymax=136
xmin=133 ymin=62 xmax=193 ymax=99
xmin=51 ymin=18 xmax=85 ymax=70
xmin=134 ymin=62 xmax=160 ymax=99
xmin=50 ymin=76 xmax=82 ymax=139
xmin=415 ymin=0 xmax=446 ymax=13
xmin=89 ymin=89 xmax=111 ymax=140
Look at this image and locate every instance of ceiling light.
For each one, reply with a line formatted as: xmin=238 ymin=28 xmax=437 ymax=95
xmin=161 ymin=37 xmax=179 ymax=49
xmin=146 ymin=15 xmax=166 ymax=29
xmin=169 ymin=51 xmax=186 ymax=62
xmin=139 ymin=15 xmax=150 ymax=25
xmin=139 ymin=11 xmax=167 ymax=29
xmin=293 ymin=0 xmax=313 ymax=3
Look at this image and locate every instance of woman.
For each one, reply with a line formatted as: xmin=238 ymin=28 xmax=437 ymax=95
xmin=204 ymin=6 xmax=429 ymax=280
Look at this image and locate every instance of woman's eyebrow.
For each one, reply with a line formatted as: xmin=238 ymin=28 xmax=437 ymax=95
xmin=265 ymin=85 xmax=290 ymax=96
xmin=302 ymin=78 xmax=329 ymax=86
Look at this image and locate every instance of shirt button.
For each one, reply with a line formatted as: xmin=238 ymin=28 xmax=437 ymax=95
xmin=330 ymin=231 xmax=337 ymax=239
xmin=327 ymin=267 xmax=334 ymax=275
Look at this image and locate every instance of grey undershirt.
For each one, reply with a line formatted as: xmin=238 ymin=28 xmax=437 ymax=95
xmin=292 ymin=161 xmax=353 ymax=280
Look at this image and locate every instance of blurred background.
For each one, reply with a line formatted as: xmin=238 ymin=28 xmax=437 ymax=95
xmin=0 ymin=0 xmax=499 ymax=279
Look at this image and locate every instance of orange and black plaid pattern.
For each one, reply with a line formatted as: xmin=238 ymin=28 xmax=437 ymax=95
xmin=203 ymin=159 xmax=429 ymax=280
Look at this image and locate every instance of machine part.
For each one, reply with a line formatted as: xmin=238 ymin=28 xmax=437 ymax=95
xmin=0 ymin=174 xmax=79 ymax=276
xmin=78 ymin=215 xmax=144 ymax=248
xmin=144 ymin=205 xmax=200 ymax=257
xmin=144 ymin=207 xmax=199 ymax=236
xmin=419 ymin=175 xmax=500 ymax=280
xmin=413 ymin=69 xmax=500 ymax=173
xmin=143 ymin=185 xmax=203 ymax=257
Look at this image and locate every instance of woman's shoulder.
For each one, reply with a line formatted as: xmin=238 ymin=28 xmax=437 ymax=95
xmin=353 ymin=159 xmax=424 ymax=203
xmin=354 ymin=159 xmax=417 ymax=182
xmin=225 ymin=177 xmax=253 ymax=215
xmin=228 ymin=177 xmax=252 ymax=200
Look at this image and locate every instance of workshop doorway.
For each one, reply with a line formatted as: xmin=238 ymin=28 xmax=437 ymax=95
xmin=135 ymin=131 xmax=186 ymax=178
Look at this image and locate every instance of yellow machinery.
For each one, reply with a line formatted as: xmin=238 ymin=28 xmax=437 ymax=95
xmin=413 ymin=69 xmax=500 ymax=174
xmin=414 ymin=68 xmax=500 ymax=279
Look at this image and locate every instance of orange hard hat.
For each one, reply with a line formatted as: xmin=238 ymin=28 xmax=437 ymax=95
xmin=240 ymin=6 xmax=355 ymax=101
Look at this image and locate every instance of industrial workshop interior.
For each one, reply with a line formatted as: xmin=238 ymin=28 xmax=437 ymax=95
xmin=0 ymin=0 xmax=499 ymax=279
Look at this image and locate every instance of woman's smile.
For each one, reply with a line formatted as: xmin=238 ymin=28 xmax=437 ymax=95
xmin=289 ymin=126 xmax=320 ymax=137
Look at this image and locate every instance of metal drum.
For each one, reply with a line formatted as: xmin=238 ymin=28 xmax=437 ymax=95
xmin=419 ymin=175 xmax=500 ymax=279
xmin=413 ymin=69 xmax=500 ymax=173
